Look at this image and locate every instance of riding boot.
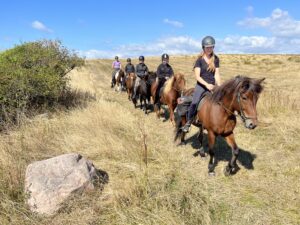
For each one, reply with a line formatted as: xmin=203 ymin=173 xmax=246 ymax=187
xmin=182 ymin=103 xmax=197 ymax=133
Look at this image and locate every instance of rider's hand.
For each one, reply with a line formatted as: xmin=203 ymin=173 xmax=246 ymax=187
xmin=177 ymin=97 xmax=184 ymax=104
xmin=165 ymin=77 xmax=169 ymax=80
xmin=206 ymin=84 xmax=215 ymax=91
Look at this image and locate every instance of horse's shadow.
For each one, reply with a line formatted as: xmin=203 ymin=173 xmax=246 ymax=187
xmin=184 ymin=132 xmax=256 ymax=170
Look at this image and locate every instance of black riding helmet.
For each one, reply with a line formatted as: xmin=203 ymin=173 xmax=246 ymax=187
xmin=161 ymin=53 xmax=169 ymax=61
xmin=202 ymin=36 xmax=215 ymax=48
xmin=139 ymin=55 xmax=145 ymax=61
xmin=127 ymin=58 xmax=131 ymax=62
xmin=115 ymin=56 xmax=119 ymax=60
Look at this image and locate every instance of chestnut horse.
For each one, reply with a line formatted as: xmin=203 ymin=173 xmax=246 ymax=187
xmin=174 ymin=75 xmax=265 ymax=176
xmin=151 ymin=73 xmax=186 ymax=125
xmin=125 ymin=72 xmax=136 ymax=100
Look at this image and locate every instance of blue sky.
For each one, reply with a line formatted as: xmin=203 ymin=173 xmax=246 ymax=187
xmin=1 ymin=0 xmax=300 ymax=58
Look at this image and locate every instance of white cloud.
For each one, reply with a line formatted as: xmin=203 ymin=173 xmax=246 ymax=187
xmin=163 ymin=18 xmax=183 ymax=28
xmin=219 ymin=35 xmax=281 ymax=53
xmin=79 ymin=33 xmax=300 ymax=58
xmin=80 ymin=36 xmax=201 ymax=58
xmin=238 ymin=8 xmax=300 ymax=37
xmin=79 ymin=8 xmax=300 ymax=58
xmin=31 ymin=20 xmax=53 ymax=33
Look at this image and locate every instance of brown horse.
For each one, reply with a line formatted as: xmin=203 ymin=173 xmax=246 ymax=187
xmin=125 ymin=72 xmax=136 ymax=100
xmin=151 ymin=73 xmax=186 ymax=125
xmin=175 ymin=75 xmax=265 ymax=176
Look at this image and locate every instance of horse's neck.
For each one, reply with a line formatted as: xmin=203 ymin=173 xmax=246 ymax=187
xmin=174 ymin=81 xmax=184 ymax=95
xmin=219 ymin=93 xmax=237 ymax=113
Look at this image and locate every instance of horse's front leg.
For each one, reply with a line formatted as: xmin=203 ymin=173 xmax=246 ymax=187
xmin=207 ymin=130 xmax=216 ymax=176
xmin=127 ymin=88 xmax=131 ymax=100
xmin=197 ymin=125 xmax=206 ymax=157
xmin=144 ymin=99 xmax=148 ymax=114
xmin=180 ymin=116 xmax=187 ymax=144
xmin=224 ymin=133 xmax=240 ymax=176
xmin=140 ymin=96 xmax=143 ymax=109
xmin=168 ymin=104 xmax=175 ymax=126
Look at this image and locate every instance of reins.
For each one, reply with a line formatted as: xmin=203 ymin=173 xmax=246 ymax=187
xmin=218 ymin=91 xmax=257 ymax=123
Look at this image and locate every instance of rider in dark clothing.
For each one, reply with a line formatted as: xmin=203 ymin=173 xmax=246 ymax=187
xmin=154 ymin=53 xmax=174 ymax=108
xmin=125 ymin=58 xmax=135 ymax=75
xmin=181 ymin=36 xmax=221 ymax=133
xmin=124 ymin=58 xmax=135 ymax=87
xmin=132 ymin=56 xmax=149 ymax=100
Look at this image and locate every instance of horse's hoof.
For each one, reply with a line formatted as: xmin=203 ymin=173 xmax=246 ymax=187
xmin=178 ymin=141 xmax=186 ymax=147
xmin=208 ymin=171 xmax=216 ymax=177
xmin=199 ymin=147 xmax=206 ymax=157
xmin=224 ymin=166 xmax=232 ymax=176
xmin=193 ymin=151 xmax=199 ymax=157
xmin=231 ymin=165 xmax=240 ymax=174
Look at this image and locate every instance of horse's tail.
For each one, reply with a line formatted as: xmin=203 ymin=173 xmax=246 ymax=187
xmin=174 ymin=113 xmax=183 ymax=142
xmin=163 ymin=76 xmax=175 ymax=95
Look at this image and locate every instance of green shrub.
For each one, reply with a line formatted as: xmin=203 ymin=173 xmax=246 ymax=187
xmin=0 ymin=40 xmax=84 ymax=126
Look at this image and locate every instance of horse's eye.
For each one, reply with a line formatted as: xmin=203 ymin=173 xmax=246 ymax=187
xmin=242 ymin=96 xmax=247 ymax=100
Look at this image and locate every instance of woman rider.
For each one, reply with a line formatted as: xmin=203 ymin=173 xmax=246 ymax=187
xmin=182 ymin=36 xmax=221 ymax=132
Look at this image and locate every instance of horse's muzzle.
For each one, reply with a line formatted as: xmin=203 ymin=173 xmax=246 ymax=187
xmin=245 ymin=119 xmax=257 ymax=129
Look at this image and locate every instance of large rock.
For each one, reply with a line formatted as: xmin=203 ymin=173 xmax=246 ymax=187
xmin=25 ymin=153 xmax=108 ymax=215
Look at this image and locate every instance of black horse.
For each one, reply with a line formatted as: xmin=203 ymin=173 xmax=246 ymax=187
xmin=132 ymin=71 xmax=156 ymax=114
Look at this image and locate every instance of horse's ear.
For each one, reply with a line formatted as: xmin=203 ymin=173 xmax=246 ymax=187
xmin=257 ymin=78 xmax=265 ymax=84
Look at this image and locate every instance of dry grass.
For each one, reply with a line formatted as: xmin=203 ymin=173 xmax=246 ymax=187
xmin=0 ymin=55 xmax=299 ymax=225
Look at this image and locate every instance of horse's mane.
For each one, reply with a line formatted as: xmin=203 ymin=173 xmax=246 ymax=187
xmin=163 ymin=76 xmax=174 ymax=94
xmin=210 ymin=75 xmax=264 ymax=103
xmin=163 ymin=73 xmax=185 ymax=94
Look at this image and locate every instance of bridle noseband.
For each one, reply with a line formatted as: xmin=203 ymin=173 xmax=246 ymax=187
xmin=219 ymin=91 xmax=257 ymax=123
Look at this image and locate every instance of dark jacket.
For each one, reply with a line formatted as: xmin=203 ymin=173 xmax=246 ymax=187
xmin=156 ymin=63 xmax=174 ymax=79
xmin=136 ymin=63 xmax=149 ymax=78
xmin=125 ymin=63 xmax=135 ymax=73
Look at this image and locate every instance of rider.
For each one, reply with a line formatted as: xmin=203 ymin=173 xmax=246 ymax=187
xmin=111 ymin=56 xmax=122 ymax=87
xmin=132 ymin=55 xmax=149 ymax=100
xmin=154 ymin=53 xmax=174 ymax=109
xmin=124 ymin=58 xmax=135 ymax=76
xmin=181 ymin=36 xmax=221 ymax=133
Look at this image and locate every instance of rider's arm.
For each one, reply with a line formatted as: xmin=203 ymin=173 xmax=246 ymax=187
xmin=156 ymin=65 xmax=161 ymax=78
xmin=169 ymin=66 xmax=174 ymax=77
xmin=112 ymin=61 xmax=115 ymax=69
xmin=215 ymin=68 xmax=221 ymax=86
xmin=145 ymin=65 xmax=149 ymax=75
xmin=194 ymin=67 xmax=209 ymax=87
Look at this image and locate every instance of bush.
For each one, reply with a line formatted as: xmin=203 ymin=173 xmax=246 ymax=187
xmin=0 ymin=40 xmax=84 ymax=127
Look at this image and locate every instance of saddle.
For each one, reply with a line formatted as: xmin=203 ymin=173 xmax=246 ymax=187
xmin=176 ymin=91 xmax=211 ymax=117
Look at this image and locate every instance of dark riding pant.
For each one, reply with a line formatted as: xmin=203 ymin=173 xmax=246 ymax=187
xmin=187 ymin=83 xmax=207 ymax=121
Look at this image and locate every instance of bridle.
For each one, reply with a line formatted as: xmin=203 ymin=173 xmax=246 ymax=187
xmin=219 ymin=91 xmax=257 ymax=123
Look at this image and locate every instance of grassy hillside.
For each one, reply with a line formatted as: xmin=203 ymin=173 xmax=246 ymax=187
xmin=0 ymin=55 xmax=299 ymax=225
